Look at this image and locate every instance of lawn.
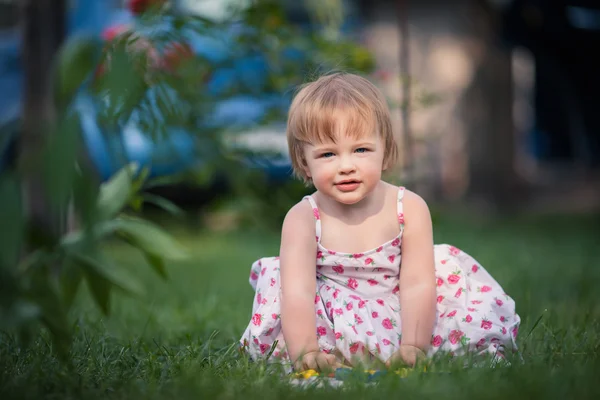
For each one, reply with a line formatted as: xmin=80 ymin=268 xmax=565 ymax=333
xmin=1 ymin=210 xmax=599 ymax=399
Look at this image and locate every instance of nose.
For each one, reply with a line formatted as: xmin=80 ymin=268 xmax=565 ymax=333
xmin=338 ymin=154 xmax=356 ymax=174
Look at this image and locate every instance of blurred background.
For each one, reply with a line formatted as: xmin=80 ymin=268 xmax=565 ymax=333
xmin=2 ymin=0 xmax=599 ymax=222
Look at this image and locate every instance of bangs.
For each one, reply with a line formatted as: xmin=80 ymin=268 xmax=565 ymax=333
xmin=289 ymin=91 xmax=378 ymax=145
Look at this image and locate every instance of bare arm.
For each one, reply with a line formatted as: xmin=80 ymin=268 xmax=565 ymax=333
xmin=398 ymin=190 xmax=437 ymax=351
xmin=279 ymin=201 xmax=319 ymax=362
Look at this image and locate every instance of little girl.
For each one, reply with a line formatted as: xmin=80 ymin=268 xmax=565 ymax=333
xmin=239 ymin=72 xmax=520 ymax=372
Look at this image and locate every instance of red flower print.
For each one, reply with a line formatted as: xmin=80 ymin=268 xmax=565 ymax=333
xmin=315 ymin=295 xmax=320 ymax=304
xmin=447 ymin=273 xmax=461 ymax=284
xmin=479 ymin=285 xmax=492 ymax=293
xmin=447 ymin=310 xmax=457 ymax=318
xmin=467 ymin=307 xmax=476 ymax=312
xmin=366 ymin=331 xmax=374 ymax=336
xmin=335 ymin=332 xmax=342 ymax=340
xmin=250 ymin=271 xmax=258 ymax=281
xmin=437 ymin=295 xmax=444 ymax=304
xmin=252 ymin=313 xmax=263 ymax=326
xmin=328 ymin=250 xmax=336 ymax=255
xmin=372 ymin=311 xmax=379 ymax=318
xmin=261 ymin=267 xmax=266 ymax=276
xmin=512 ymin=325 xmax=519 ymax=338
xmin=464 ymin=314 xmax=472 ymax=323
xmin=382 ymin=318 xmax=395 ymax=329
xmin=388 ymin=255 xmax=396 ymax=263
xmin=364 ymin=257 xmax=374 ymax=265
xmin=349 ymin=342 xmax=359 ymax=354
xmin=495 ymin=298 xmax=504 ymax=306
xmin=335 ymin=308 xmax=343 ymax=315
xmin=317 ymin=309 xmax=323 ymax=317
xmin=352 ymin=253 xmax=364 ymax=259
xmin=437 ymin=277 xmax=444 ymax=287
xmin=253 ymin=337 xmax=259 ymax=345
xmin=392 ymin=238 xmax=400 ymax=247
xmin=455 ymin=288 xmax=463 ymax=298
xmin=449 ymin=246 xmax=461 ymax=256
xmin=349 ymin=294 xmax=361 ymax=301
xmin=376 ymin=246 xmax=383 ymax=252
xmin=481 ymin=319 xmax=492 ymax=330
xmin=271 ymin=313 xmax=279 ymax=320
xmin=260 ymin=343 xmax=270 ymax=354
xmin=382 ymin=338 xmax=392 ymax=346
xmin=346 ymin=302 xmax=353 ymax=311
xmin=317 ymin=326 xmax=327 ymax=337
xmin=471 ymin=300 xmax=483 ymax=305
xmin=333 ymin=265 xmax=344 ymax=274
xmin=316 ymin=251 xmax=323 ymax=259
xmin=432 ymin=335 xmax=443 ymax=347
xmin=448 ymin=330 xmax=464 ymax=345
xmin=326 ymin=301 xmax=332 ymax=309
xmin=501 ymin=327 xmax=507 ymax=335
xmin=347 ymin=278 xmax=358 ymax=290
xmin=270 ymin=278 xmax=276 ymax=287
xmin=398 ymin=213 xmax=405 ymax=224
xmin=376 ymin=299 xmax=385 ymax=306
xmin=476 ymin=338 xmax=486 ymax=348
xmin=392 ymin=286 xmax=399 ymax=294
xmin=256 ymin=293 xmax=262 ymax=304
xmin=368 ymin=279 xmax=379 ymax=286
xmin=265 ymin=327 xmax=274 ymax=336
xmin=358 ymin=300 xmax=366 ymax=308
xmin=471 ymin=264 xmax=479 ymax=273
xmin=313 ymin=208 xmax=320 ymax=220
xmin=333 ymin=289 xmax=340 ymax=299
xmin=355 ymin=314 xmax=364 ymax=324
xmin=500 ymin=316 xmax=506 ymax=322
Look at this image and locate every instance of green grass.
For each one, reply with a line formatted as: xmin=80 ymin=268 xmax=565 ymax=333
xmin=1 ymin=212 xmax=600 ymax=399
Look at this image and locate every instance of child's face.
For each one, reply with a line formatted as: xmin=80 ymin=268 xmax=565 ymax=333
xmin=302 ymin=119 xmax=385 ymax=205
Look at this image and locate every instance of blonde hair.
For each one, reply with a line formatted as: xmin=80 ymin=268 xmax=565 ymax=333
xmin=287 ymin=72 xmax=398 ymax=181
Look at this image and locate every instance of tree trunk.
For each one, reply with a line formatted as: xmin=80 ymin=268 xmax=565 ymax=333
xmin=463 ymin=0 xmax=521 ymax=211
xmin=20 ymin=0 xmax=67 ymax=239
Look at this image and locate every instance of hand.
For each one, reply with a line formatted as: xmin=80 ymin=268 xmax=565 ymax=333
xmin=294 ymin=351 xmax=343 ymax=372
xmin=386 ymin=344 xmax=426 ymax=368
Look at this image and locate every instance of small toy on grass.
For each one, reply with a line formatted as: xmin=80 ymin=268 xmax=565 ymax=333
xmin=293 ymin=365 xmax=427 ymax=382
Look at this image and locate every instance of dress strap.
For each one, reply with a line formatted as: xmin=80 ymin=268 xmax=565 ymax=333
xmin=303 ymin=195 xmax=322 ymax=242
xmin=397 ymin=186 xmax=406 ymax=228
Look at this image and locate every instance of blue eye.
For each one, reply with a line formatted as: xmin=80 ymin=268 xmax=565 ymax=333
xmin=355 ymin=148 xmax=368 ymax=153
xmin=321 ymin=152 xmax=335 ymax=158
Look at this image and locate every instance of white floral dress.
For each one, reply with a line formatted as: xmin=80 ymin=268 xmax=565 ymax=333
xmin=240 ymin=187 xmax=520 ymax=367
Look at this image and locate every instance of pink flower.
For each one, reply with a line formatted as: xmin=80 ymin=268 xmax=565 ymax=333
xmin=313 ymin=208 xmax=320 ymax=220
xmin=326 ymin=301 xmax=332 ymax=309
xmin=333 ymin=289 xmax=340 ymax=299
xmin=437 ymin=277 xmax=444 ymax=287
xmin=501 ymin=327 xmax=507 ymax=335
xmin=448 ymin=330 xmax=464 ymax=345
xmin=271 ymin=313 xmax=279 ymax=320
xmin=317 ymin=326 xmax=327 ymax=337
xmin=388 ymin=255 xmax=396 ymax=263
xmin=447 ymin=310 xmax=457 ymax=318
xmin=471 ymin=300 xmax=483 ymax=305
xmin=437 ymin=295 xmax=444 ymax=304
xmin=481 ymin=319 xmax=492 ymax=330
xmin=512 ymin=325 xmax=519 ymax=338
xmin=354 ymin=314 xmax=364 ymax=324
xmin=447 ymin=273 xmax=460 ymax=284
xmin=500 ymin=316 xmax=506 ymax=322
xmin=259 ymin=343 xmax=270 ymax=354
xmin=476 ymin=338 xmax=486 ymax=348
xmin=366 ymin=331 xmax=374 ymax=336
xmin=265 ymin=328 xmax=274 ymax=336
xmin=431 ymin=335 xmax=443 ymax=347
xmin=449 ymin=246 xmax=461 ymax=256
xmin=314 ymin=295 xmax=320 ymax=304
xmin=382 ymin=318 xmax=394 ymax=329
xmin=392 ymin=285 xmax=399 ymax=294
xmin=346 ymin=302 xmax=353 ymax=311
xmin=495 ymin=298 xmax=504 ymax=306
xmin=316 ymin=251 xmax=323 ymax=259
xmin=261 ymin=267 xmax=266 ymax=276
xmin=376 ymin=246 xmax=383 ymax=252
xmin=455 ymin=288 xmax=463 ymax=298
xmin=335 ymin=332 xmax=342 ymax=340
xmin=347 ymin=278 xmax=358 ymax=290
xmin=332 ymin=265 xmax=344 ymax=274
xmin=480 ymin=285 xmax=492 ymax=293
xmin=367 ymin=279 xmax=379 ymax=286
xmin=372 ymin=311 xmax=379 ymax=318
xmin=376 ymin=299 xmax=385 ymax=306
xmin=358 ymin=300 xmax=366 ymax=308
xmin=382 ymin=338 xmax=392 ymax=346
xmin=252 ymin=313 xmax=262 ymax=326
xmin=349 ymin=342 xmax=359 ymax=354
xmin=391 ymin=238 xmax=400 ymax=247
xmin=397 ymin=213 xmax=405 ymax=224
xmin=250 ymin=272 xmax=258 ymax=280
xmin=465 ymin=314 xmax=472 ymax=323
xmin=335 ymin=308 xmax=343 ymax=315
xmin=467 ymin=307 xmax=476 ymax=312
xmin=270 ymin=278 xmax=276 ymax=287
xmin=364 ymin=257 xmax=374 ymax=265
xmin=256 ymin=293 xmax=262 ymax=304
xmin=471 ymin=264 xmax=479 ymax=273
xmin=352 ymin=253 xmax=364 ymax=259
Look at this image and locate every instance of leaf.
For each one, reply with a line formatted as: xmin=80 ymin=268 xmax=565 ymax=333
xmin=97 ymin=163 xmax=139 ymax=219
xmin=141 ymin=193 xmax=184 ymax=217
xmin=144 ymin=253 xmax=168 ymax=280
xmin=69 ymin=250 xmax=144 ymax=315
xmin=61 ymin=259 xmax=83 ymax=311
xmin=113 ymin=217 xmax=189 ymax=260
xmin=0 ymin=173 xmax=23 ymax=269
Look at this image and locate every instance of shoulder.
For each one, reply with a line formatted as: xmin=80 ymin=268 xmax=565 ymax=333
xmin=398 ymin=187 xmax=432 ymax=230
xmin=281 ymin=197 xmax=315 ymax=235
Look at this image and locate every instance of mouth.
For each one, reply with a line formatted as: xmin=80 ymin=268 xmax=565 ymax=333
xmin=336 ymin=179 xmax=361 ymax=185
xmin=335 ymin=180 xmax=361 ymax=192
